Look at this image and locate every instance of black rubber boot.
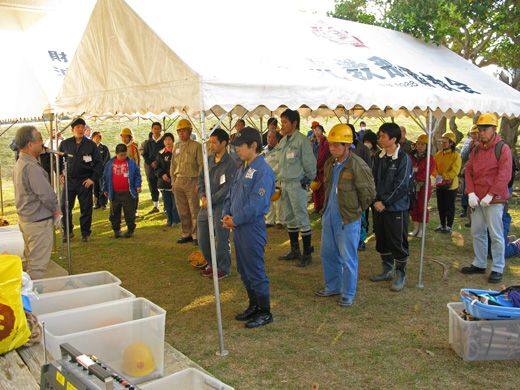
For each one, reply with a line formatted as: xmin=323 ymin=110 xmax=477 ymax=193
xmin=391 ymin=258 xmax=407 ymax=292
xmin=235 ymin=290 xmax=258 ymax=321
xmin=297 ymin=246 xmax=314 ymax=267
xmin=278 ymin=231 xmax=301 ymax=260
xmin=245 ymin=295 xmax=273 ymax=328
xmin=370 ymin=253 xmax=395 ymax=282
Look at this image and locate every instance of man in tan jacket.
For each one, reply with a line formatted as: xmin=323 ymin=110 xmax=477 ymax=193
xmin=170 ymin=119 xmax=203 ymax=245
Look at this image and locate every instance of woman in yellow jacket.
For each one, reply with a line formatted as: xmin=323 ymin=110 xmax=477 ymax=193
xmin=432 ymin=132 xmax=462 ymax=234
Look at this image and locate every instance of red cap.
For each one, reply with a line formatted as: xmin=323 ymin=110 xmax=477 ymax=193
xmin=311 ymin=121 xmax=320 ymax=128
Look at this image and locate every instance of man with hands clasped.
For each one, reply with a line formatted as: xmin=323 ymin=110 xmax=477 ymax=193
xmin=462 ymin=113 xmax=512 ymax=283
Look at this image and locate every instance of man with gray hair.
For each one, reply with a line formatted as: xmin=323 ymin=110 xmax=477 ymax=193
xmin=13 ymin=126 xmax=61 ymax=279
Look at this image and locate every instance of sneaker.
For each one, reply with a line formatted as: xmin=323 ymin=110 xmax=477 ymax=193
xmin=315 ymin=290 xmax=341 ymax=297
xmin=210 ymin=270 xmax=230 ymax=280
xmin=459 ymin=210 xmax=467 ymax=218
xmin=192 ymin=239 xmax=199 ymax=246
xmin=200 ymin=267 xmax=213 ymax=277
xmin=177 ymin=236 xmax=193 ymax=244
xmin=358 ymin=241 xmax=366 ymax=251
xmin=507 ymin=235 xmax=517 ymax=244
xmin=488 ymin=271 xmax=503 ymax=283
xmin=464 ymin=221 xmax=471 ymax=228
xmin=339 ymin=297 xmax=353 ymax=307
xmin=114 ymin=230 xmax=123 ymax=238
xmin=434 ymin=225 xmax=445 ymax=233
xmin=443 ymin=227 xmax=453 ymax=235
xmin=275 ymin=223 xmax=284 ymax=229
xmin=149 ymin=207 xmax=160 ymax=214
xmin=101 ymin=205 xmax=107 ymax=210
xmin=81 ymin=235 xmax=90 ymax=242
xmin=265 ymin=223 xmax=274 ymax=228
xmin=461 ymin=264 xmax=486 ymax=274
xmin=93 ymin=205 xmax=101 ymax=210
xmin=164 ymin=222 xmax=172 ymax=227
xmin=123 ymin=230 xmax=134 ymax=238
xmin=62 ymin=232 xmax=75 ymax=242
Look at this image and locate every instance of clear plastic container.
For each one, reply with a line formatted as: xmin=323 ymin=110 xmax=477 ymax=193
xmin=40 ymin=298 xmax=165 ymax=384
xmin=0 ymin=225 xmax=24 ymax=256
xmin=33 ymin=271 xmax=121 ymax=295
xmin=31 ymin=284 xmax=135 ymax=316
xmin=142 ymin=368 xmax=234 ymax=390
xmin=447 ymin=302 xmax=520 ymax=361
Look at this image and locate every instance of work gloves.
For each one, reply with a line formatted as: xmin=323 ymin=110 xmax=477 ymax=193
xmin=468 ymin=192 xmax=479 ymax=208
xmin=480 ymin=194 xmax=493 ymax=207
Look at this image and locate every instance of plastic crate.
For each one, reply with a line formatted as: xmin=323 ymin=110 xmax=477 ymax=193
xmin=460 ymin=289 xmax=520 ymax=320
xmin=31 ymin=284 xmax=135 ymax=316
xmin=0 ymin=225 xmax=24 ymax=256
xmin=447 ymin=302 xmax=520 ymax=361
xmin=40 ymin=298 xmax=165 ymax=384
xmin=33 ymin=271 xmax=121 ymax=295
xmin=142 ymin=368 xmax=234 ymax=390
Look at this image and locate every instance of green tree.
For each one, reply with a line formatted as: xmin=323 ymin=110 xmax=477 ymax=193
xmin=330 ymin=0 xmax=520 ymax=152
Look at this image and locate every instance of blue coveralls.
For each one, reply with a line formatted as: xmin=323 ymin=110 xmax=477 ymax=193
xmin=320 ymin=156 xmax=361 ymax=299
xmin=222 ymin=154 xmax=275 ymax=297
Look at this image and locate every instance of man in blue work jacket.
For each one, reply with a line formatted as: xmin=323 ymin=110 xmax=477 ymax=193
xmin=315 ymin=124 xmax=376 ymax=307
xmin=222 ymin=127 xmax=276 ymax=328
xmin=275 ymin=109 xmax=317 ymax=267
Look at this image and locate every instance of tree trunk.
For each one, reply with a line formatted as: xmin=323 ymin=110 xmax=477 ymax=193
xmin=427 ymin=115 xmax=447 ymax=154
xmin=499 ymin=117 xmax=520 ymax=165
xmin=448 ymin=117 xmax=464 ymax=144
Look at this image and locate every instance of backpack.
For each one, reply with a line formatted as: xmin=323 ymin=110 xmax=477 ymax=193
xmin=473 ymin=140 xmax=516 ymax=187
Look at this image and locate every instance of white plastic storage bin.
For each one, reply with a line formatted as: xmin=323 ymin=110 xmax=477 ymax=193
xmin=448 ymin=302 xmax=520 ymax=361
xmin=40 ymin=298 xmax=165 ymax=384
xmin=33 ymin=271 xmax=121 ymax=295
xmin=0 ymin=225 xmax=24 ymax=256
xmin=142 ymin=368 xmax=234 ymax=390
xmin=31 ymin=284 xmax=135 ymax=316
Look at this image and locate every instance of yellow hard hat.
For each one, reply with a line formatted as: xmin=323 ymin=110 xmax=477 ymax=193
xmin=310 ymin=180 xmax=321 ymax=191
xmin=440 ymin=132 xmax=456 ymax=144
xmin=416 ymin=134 xmax=429 ymax=144
xmin=188 ymin=251 xmax=207 ymax=269
xmin=120 ymin=127 xmax=133 ymax=137
xmin=470 ymin=124 xmax=479 ymax=133
xmin=477 ymin=112 xmax=498 ymax=128
xmin=177 ymin=119 xmax=192 ymax=130
xmin=328 ymin=124 xmax=354 ymax=144
xmin=121 ymin=342 xmax=156 ymax=377
xmin=276 ymin=125 xmax=281 ymax=131
xmin=271 ymin=185 xmax=281 ymax=201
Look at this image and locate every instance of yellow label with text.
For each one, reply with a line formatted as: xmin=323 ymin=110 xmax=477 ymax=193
xmin=67 ymin=382 xmax=78 ymax=390
xmin=56 ymin=371 xmax=65 ymax=386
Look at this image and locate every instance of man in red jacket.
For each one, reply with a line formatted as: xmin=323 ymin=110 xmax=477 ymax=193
xmin=462 ymin=113 xmax=512 ymax=283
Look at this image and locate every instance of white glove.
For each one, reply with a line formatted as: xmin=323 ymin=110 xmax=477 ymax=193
xmin=468 ymin=192 xmax=479 ymax=208
xmin=480 ymin=194 xmax=493 ymax=207
xmin=435 ymin=175 xmax=443 ymax=185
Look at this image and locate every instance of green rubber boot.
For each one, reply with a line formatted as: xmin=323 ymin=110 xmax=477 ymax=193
xmin=370 ymin=254 xmax=395 ymax=282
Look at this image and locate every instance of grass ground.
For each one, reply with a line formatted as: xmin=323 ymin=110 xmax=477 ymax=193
xmin=1 ymin=116 xmax=519 ymax=389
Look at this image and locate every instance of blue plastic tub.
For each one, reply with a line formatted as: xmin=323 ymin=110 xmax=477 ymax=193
xmin=460 ymin=289 xmax=520 ymax=320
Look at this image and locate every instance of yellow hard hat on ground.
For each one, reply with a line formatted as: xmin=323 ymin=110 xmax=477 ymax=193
xmin=328 ymin=124 xmax=354 ymax=143
xmin=310 ymin=180 xmax=321 ymax=191
xmin=271 ymin=185 xmax=281 ymax=201
xmin=177 ymin=119 xmax=192 ymax=130
xmin=120 ymin=127 xmax=133 ymax=137
xmin=121 ymin=342 xmax=156 ymax=377
xmin=477 ymin=113 xmax=498 ymax=128
xmin=416 ymin=134 xmax=429 ymax=144
xmin=440 ymin=132 xmax=456 ymax=144
xmin=188 ymin=251 xmax=207 ymax=269
xmin=470 ymin=124 xmax=479 ymax=133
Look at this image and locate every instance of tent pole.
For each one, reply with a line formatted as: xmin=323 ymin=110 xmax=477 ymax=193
xmin=416 ymin=109 xmax=445 ymax=288
xmin=200 ymin=110 xmax=229 ymax=357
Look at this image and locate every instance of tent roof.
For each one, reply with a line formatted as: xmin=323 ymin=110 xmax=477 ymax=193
xmin=0 ymin=0 xmax=95 ymax=122
xmin=55 ymin=0 xmax=520 ymax=120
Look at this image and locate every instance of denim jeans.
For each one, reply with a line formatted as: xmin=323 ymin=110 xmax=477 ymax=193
xmin=471 ymin=203 xmax=505 ymax=273
xmin=197 ymin=204 xmax=231 ymax=274
xmin=161 ymin=190 xmax=180 ymax=224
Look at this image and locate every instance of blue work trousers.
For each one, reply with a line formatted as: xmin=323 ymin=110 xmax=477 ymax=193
xmin=321 ymin=218 xmax=361 ymax=299
xmin=233 ymin=219 xmax=269 ymax=297
xmin=161 ymin=190 xmax=181 ymax=225
xmin=197 ymin=205 xmax=231 ymax=275
xmin=471 ymin=204 xmax=505 ymax=273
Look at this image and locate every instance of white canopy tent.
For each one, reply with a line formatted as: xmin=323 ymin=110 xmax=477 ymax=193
xmin=54 ymin=0 xmax=520 ymax=355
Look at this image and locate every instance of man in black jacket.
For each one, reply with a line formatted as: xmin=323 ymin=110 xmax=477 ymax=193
xmin=370 ymin=123 xmax=413 ymax=292
xmin=59 ymin=118 xmax=103 ymax=242
xmin=143 ymin=122 xmax=164 ymax=213
xmin=92 ymin=131 xmax=111 ymax=209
